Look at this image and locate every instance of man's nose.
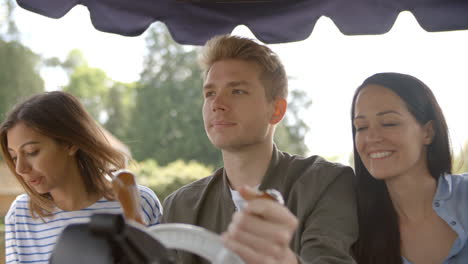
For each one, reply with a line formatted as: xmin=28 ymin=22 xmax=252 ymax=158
xmin=212 ymin=93 xmax=229 ymax=112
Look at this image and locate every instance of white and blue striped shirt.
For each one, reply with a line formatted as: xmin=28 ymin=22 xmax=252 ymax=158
xmin=4 ymin=185 xmax=162 ymax=264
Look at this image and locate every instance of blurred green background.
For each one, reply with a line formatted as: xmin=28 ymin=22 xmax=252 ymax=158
xmin=2 ymin=1 xmax=468 ymax=264
xmin=0 ymin=1 xmax=314 ymax=263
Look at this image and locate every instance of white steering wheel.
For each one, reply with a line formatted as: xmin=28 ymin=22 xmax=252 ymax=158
xmin=147 ymin=224 xmax=245 ymax=264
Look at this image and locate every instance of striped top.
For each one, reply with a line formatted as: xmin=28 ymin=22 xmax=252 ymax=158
xmin=4 ymin=185 xmax=162 ymax=264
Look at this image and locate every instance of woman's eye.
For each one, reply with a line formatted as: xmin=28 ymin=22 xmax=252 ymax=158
xmin=355 ymin=127 xmax=367 ymax=132
xmin=26 ymin=150 xmax=39 ymax=156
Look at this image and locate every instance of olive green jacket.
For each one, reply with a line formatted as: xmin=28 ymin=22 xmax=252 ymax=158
xmin=162 ymin=146 xmax=357 ymax=264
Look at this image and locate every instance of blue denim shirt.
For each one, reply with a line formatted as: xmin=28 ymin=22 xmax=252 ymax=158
xmin=403 ymin=173 xmax=468 ymax=264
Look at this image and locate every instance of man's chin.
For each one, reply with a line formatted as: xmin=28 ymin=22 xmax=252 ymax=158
xmin=211 ymin=140 xmax=238 ymax=150
xmin=214 ymin=143 xmax=238 ymax=151
xmin=213 ymin=141 xmax=258 ymax=153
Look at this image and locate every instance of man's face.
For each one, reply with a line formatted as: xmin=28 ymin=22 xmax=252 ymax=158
xmin=202 ymin=59 xmax=276 ymax=151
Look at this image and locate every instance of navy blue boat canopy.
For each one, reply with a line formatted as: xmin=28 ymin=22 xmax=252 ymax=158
xmin=17 ymin=0 xmax=468 ymax=45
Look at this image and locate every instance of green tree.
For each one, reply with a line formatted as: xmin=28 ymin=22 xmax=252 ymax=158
xmin=129 ymin=159 xmax=212 ymax=201
xmin=56 ymin=50 xmax=136 ymax=142
xmin=60 ymin=49 xmax=87 ymax=74
xmin=130 ymin=24 xmax=221 ymax=166
xmin=103 ymin=81 xmax=136 ymax=140
xmin=62 ymin=50 xmax=110 ymax=121
xmin=0 ymin=40 xmax=45 ymax=120
xmin=0 ymin=0 xmax=43 ymax=165
xmin=274 ymin=89 xmax=311 ymax=155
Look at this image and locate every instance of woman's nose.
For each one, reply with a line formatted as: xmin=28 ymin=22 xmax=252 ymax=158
xmin=366 ymin=127 xmax=383 ymax=143
xmin=15 ymin=156 xmax=31 ymax=175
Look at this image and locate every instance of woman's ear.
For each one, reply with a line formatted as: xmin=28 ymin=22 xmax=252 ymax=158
xmin=270 ymin=98 xmax=287 ymax=125
xmin=423 ymin=120 xmax=435 ymax=145
xmin=67 ymin=144 xmax=79 ymax=156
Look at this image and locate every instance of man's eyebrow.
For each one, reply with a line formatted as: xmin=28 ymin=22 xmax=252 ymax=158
xmin=226 ymin=80 xmax=249 ymax=88
xmin=8 ymin=141 xmax=40 ymax=152
xmin=203 ymin=80 xmax=250 ymax=90
xmin=203 ymin=83 xmax=214 ymax=90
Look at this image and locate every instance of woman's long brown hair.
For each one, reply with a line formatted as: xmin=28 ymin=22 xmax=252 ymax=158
xmin=0 ymin=91 xmax=126 ymax=218
xmin=351 ymin=72 xmax=452 ymax=263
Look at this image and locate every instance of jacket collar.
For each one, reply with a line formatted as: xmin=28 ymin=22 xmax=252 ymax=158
xmin=259 ymin=144 xmax=285 ymax=191
xmin=221 ymin=144 xmax=284 ymax=194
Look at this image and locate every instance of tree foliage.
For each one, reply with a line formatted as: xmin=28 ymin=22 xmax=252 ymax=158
xmin=61 ymin=50 xmax=110 ymax=121
xmin=60 ymin=49 xmax=87 ymax=74
xmin=0 ymin=0 xmax=44 ymax=164
xmin=274 ymin=89 xmax=311 ymax=155
xmin=104 ymin=82 xmax=136 ymax=140
xmin=57 ymin=49 xmax=136 ymax=141
xmin=129 ymin=24 xmax=221 ymax=167
xmin=1 ymin=0 xmax=45 ymax=118
xmin=129 ymin=159 xmax=212 ymax=201
xmin=0 ymin=40 xmax=44 ymax=121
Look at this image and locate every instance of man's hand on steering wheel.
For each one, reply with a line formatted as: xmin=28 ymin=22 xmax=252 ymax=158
xmin=221 ymin=186 xmax=299 ymax=264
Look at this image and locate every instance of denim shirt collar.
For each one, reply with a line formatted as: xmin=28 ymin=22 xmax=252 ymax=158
xmin=433 ymin=174 xmax=453 ymax=202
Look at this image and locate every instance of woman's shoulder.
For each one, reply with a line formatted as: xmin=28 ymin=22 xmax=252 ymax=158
xmin=443 ymin=173 xmax=468 ymax=199
xmin=137 ymin=185 xmax=159 ymax=200
xmin=447 ymin=173 xmax=468 ymax=187
xmin=5 ymin=193 xmax=30 ymax=222
xmin=137 ymin=185 xmax=162 ymax=210
xmin=12 ymin=193 xmax=29 ymax=203
xmin=443 ymin=174 xmax=468 ymax=233
xmin=136 ymin=185 xmax=162 ymax=224
xmin=8 ymin=193 xmax=29 ymax=210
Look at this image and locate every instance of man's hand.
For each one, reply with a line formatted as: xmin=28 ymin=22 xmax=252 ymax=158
xmin=221 ymin=186 xmax=299 ymax=264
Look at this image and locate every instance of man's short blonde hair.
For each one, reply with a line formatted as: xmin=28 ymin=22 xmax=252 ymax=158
xmin=199 ymin=35 xmax=288 ymax=101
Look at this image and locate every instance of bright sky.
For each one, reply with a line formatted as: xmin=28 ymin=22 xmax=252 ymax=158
xmin=14 ymin=5 xmax=468 ymax=165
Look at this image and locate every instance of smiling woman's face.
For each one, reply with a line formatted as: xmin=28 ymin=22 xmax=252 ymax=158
xmin=7 ymin=122 xmax=76 ymax=195
xmin=353 ymin=84 xmax=433 ymax=181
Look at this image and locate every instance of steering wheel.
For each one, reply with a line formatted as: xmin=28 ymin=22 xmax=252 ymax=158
xmin=113 ymin=170 xmax=245 ymax=264
xmin=147 ymin=223 xmax=244 ymax=263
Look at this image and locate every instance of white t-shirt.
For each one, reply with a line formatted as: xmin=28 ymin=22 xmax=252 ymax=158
xmin=229 ymin=185 xmax=260 ymax=211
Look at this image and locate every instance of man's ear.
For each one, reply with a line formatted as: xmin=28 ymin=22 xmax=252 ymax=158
xmin=423 ymin=120 xmax=435 ymax=145
xmin=270 ymin=98 xmax=287 ymax=125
